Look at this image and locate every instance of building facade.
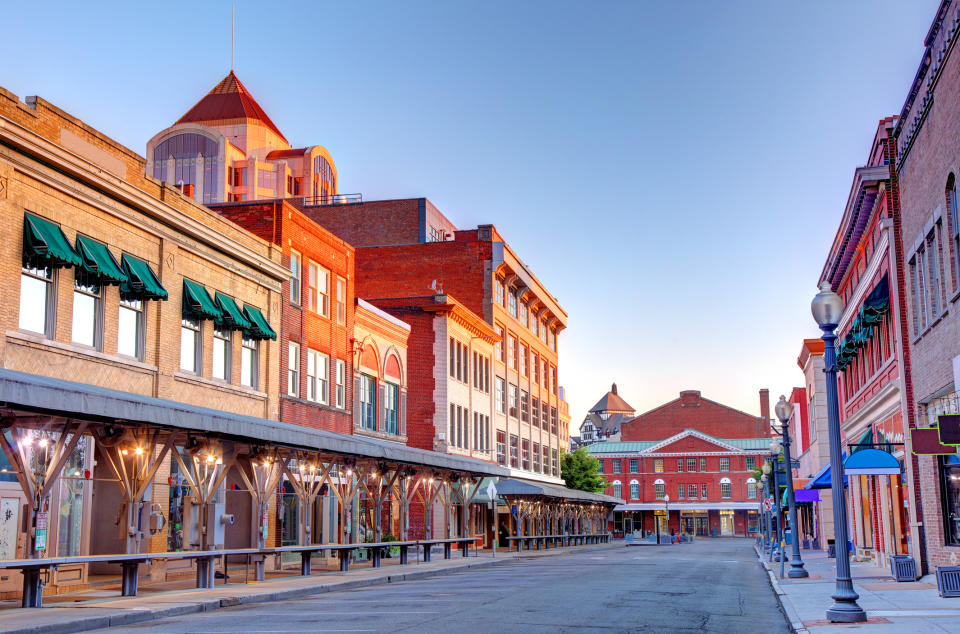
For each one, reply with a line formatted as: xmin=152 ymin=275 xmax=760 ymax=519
xmin=893 ymin=0 xmax=960 ymax=571
xmin=587 ymin=390 xmax=770 ymax=538
xmin=577 ymin=383 xmax=636 ymax=445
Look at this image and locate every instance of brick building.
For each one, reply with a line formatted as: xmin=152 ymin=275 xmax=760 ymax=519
xmin=301 ymin=201 xmax=570 ymax=485
xmin=891 ymin=0 xmax=960 ymax=571
xmin=816 ymin=118 xmax=919 ymax=569
xmin=587 ymin=390 xmax=771 ymax=538
xmin=576 ymin=383 xmax=636 ymax=446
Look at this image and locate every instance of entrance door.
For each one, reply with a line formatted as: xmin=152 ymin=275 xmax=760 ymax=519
xmin=695 ymin=517 xmax=708 ymax=536
xmin=657 ymin=514 xmax=668 ymax=536
xmin=720 ymin=514 xmax=734 ymax=535
xmin=683 ymin=517 xmax=695 ymax=534
xmin=624 ymin=517 xmax=633 ymax=534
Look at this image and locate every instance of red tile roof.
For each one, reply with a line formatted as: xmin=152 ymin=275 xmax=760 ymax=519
xmin=177 ymin=71 xmax=288 ymax=144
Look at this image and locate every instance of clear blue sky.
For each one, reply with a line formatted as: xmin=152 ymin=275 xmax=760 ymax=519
xmin=0 ymin=1 xmax=940 ymax=423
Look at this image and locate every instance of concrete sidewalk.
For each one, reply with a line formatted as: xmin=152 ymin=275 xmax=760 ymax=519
xmin=0 ymin=544 xmax=615 ymax=634
xmin=759 ymin=546 xmax=960 ymax=633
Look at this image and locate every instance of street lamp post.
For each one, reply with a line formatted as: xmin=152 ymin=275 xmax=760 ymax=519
xmin=762 ymin=463 xmax=774 ymax=557
xmin=812 ymin=281 xmax=867 ymax=623
xmin=770 ymin=443 xmax=785 ymax=575
xmin=663 ymin=494 xmax=670 ymax=544
xmin=760 ymin=473 xmax=770 ymax=550
xmin=776 ymin=395 xmax=808 ymax=578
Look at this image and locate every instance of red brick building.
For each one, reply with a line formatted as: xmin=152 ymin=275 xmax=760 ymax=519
xmin=587 ymin=390 xmax=771 ymax=538
xmin=891 ymin=0 xmax=960 ymax=571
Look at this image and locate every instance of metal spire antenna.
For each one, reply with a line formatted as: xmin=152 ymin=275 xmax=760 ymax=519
xmin=231 ymin=4 xmax=235 ymax=71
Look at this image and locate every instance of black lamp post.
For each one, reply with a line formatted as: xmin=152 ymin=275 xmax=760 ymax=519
xmin=760 ymin=473 xmax=770 ymax=550
xmin=812 ymin=281 xmax=867 ymax=623
xmin=776 ymin=395 xmax=808 ymax=578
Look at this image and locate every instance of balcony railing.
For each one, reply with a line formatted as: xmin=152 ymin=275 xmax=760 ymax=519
xmin=302 ymin=193 xmax=362 ymax=206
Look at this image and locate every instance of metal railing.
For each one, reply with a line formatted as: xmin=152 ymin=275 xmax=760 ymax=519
xmin=301 ymin=193 xmax=363 ymax=206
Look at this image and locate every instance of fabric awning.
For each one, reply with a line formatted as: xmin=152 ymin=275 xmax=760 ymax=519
xmin=781 ymin=480 xmax=817 ymax=505
xmin=805 ymin=461 xmax=848 ymax=489
xmin=75 ymin=235 xmax=128 ymax=285
xmin=0 ymin=369 xmax=508 ymax=477
xmin=843 ymin=448 xmax=901 ymax=475
xmin=22 ymin=213 xmax=82 ymax=268
xmin=214 ymin=292 xmax=252 ymax=331
xmin=183 ymin=279 xmax=222 ymax=320
xmin=120 ymin=254 xmax=168 ymax=301
xmin=243 ymin=304 xmax=277 ymax=341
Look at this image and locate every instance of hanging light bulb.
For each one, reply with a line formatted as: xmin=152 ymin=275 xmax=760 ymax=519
xmin=38 ymin=438 xmax=48 ymax=447
xmin=134 ymin=447 xmax=143 ymax=456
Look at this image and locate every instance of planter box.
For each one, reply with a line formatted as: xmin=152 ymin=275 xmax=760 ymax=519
xmin=890 ymin=555 xmax=916 ymax=582
xmin=936 ymin=566 xmax=960 ymax=598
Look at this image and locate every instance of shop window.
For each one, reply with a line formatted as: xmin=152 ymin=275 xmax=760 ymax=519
xmin=941 ymin=455 xmax=960 ymax=545
xmin=20 ymin=264 xmax=55 ymax=337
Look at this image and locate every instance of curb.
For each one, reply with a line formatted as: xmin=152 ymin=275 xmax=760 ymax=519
xmin=756 ymin=545 xmax=809 ymax=634
xmin=2 ymin=546 xmax=611 ymax=634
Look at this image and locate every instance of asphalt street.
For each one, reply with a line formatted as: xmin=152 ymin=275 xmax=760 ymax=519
xmin=92 ymin=538 xmax=788 ymax=633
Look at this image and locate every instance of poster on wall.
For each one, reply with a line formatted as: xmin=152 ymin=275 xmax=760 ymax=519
xmin=0 ymin=499 xmax=19 ymax=559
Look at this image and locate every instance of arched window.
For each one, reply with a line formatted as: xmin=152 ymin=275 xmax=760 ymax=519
xmin=948 ymin=173 xmax=959 ymax=289
xmin=720 ymin=477 xmax=732 ymax=499
xmin=612 ymin=480 xmax=622 ymax=500
xmin=746 ymin=477 xmax=757 ymax=500
xmin=629 ymin=479 xmax=640 ymax=500
xmin=654 ymin=478 xmax=665 ymax=500
xmin=152 ymin=133 xmax=220 ymax=204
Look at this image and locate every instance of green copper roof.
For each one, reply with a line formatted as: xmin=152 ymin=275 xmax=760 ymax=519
xmin=586 ymin=431 xmax=770 ymax=454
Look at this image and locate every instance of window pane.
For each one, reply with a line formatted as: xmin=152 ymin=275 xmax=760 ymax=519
xmin=180 ymin=325 xmax=197 ymax=372
xmin=212 ymin=330 xmax=229 ymax=381
xmin=118 ymin=304 xmax=141 ymax=358
xmin=241 ymin=342 xmax=255 ymax=387
xmin=20 ymin=272 xmax=49 ymax=334
xmin=72 ymin=289 xmax=97 ymax=347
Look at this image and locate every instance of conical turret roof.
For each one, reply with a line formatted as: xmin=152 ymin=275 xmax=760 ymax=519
xmin=588 ymin=383 xmax=634 ymax=414
xmin=176 ymin=71 xmax=288 ymax=144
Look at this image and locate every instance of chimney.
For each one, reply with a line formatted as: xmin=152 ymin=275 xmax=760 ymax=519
xmin=680 ymin=390 xmax=701 ymax=407
xmin=759 ymin=389 xmax=770 ymax=436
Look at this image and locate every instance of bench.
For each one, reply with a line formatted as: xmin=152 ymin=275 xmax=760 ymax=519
xmin=417 ymin=538 xmax=474 ymax=562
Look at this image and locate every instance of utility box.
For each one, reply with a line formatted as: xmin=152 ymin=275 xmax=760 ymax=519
xmin=182 ymin=496 xmax=201 ymax=549
xmin=206 ymin=503 xmax=234 ymax=549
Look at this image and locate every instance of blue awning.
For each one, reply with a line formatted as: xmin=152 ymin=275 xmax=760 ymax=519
xmin=843 ymin=448 xmax=901 ymax=475
xmin=804 ymin=461 xmax=848 ymax=489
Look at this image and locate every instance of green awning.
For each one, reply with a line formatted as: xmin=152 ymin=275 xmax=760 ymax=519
xmin=120 ymin=255 xmax=168 ymax=301
xmin=242 ymin=304 xmax=277 ymax=340
xmin=182 ymin=279 xmax=222 ymax=320
xmin=22 ymin=213 xmax=82 ymax=268
xmin=214 ymin=292 xmax=252 ymax=331
xmin=75 ymin=235 xmax=127 ymax=285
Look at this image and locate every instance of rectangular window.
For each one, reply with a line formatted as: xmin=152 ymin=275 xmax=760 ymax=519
xmin=307 ymin=349 xmax=329 ymax=404
xmin=678 ymin=484 xmax=685 ymax=500
xmin=701 ymin=483 xmax=709 ymax=499
xmin=496 ymin=377 xmax=506 ymax=414
xmin=307 ymin=262 xmax=329 ymax=316
xmin=288 ymin=342 xmax=300 ymax=397
xmin=290 ymin=251 xmax=301 ymax=304
xmin=747 ymin=482 xmax=757 ymax=499
xmin=719 ymin=457 xmax=730 ymax=472
xmin=629 ymin=459 xmax=638 ymax=474
xmin=687 ymin=458 xmax=697 ymax=472
xmin=543 ymin=447 xmax=551 ymax=475
xmin=212 ymin=327 xmax=232 ymax=381
xmin=746 ymin=456 xmax=756 ymax=471
xmin=335 ymin=359 xmax=346 ymax=408
xmin=485 ymin=358 xmax=491 ymax=392
xmin=180 ymin=316 xmax=201 ymax=374
xmin=688 ymin=484 xmax=698 ymax=499
xmin=519 ymin=344 xmax=528 ymax=377
xmin=507 ymin=334 xmax=516 ymax=369
xmin=520 ymin=390 xmax=529 ymax=422
xmin=612 ymin=460 xmax=621 ymax=474
xmin=654 ymin=483 xmax=665 ymax=500
xmin=699 ymin=457 xmax=707 ymax=472
xmin=551 ymin=407 xmax=558 ymax=435
xmin=360 ymin=374 xmax=376 ymax=430
xmin=541 ymin=319 xmax=548 ymax=344
xmin=384 ymin=383 xmax=399 ymax=434
xmin=951 ymin=181 xmax=960 ymax=292
xmin=72 ymin=279 xmax=102 ymax=349
xmin=519 ymin=302 xmax=528 ymax=327
xmin=532 ymin=353 xmax=539 ymax=383
xmin=521 ymin=439 xmax=530 ymax=470
xmin=532 ymin=313 xmax=539 ymax=337
xmin=19 ymin=264 xmax=54 ymax=337
xmin=542 ymin=401 xmax=549 ymax=429
xmin=940 ymin=456 xmax=960 ymax=545
xmin=654 ymin=459 xmax=664 ymax=473
xmin=552 ymin=450 xmax=559 ymax=476
xmin=508 ymin=289 xmax=518 ymax=318
xmin=928 ymin=232 xmax=942 ymax=317
xmin=496 ymin=431 xmax=506 ymax=465
xmin=630 ymin=482 xmax=640 ymax=500
xmin=720 ymin=482 xmax=732 ymax=499
xmin=532 ymin=397 xmax=540 ymax=428
xmin=241 ymin=336 xmax=258 ymax=388
xmin=495 ymin=280 xmax=505 ymax=306
xmin=508 ymin=383 xmax=518 ymax=418
xmin=533 ymin=443 xmax=541 ymax=473
xmin=118 ymin=297 xmax=144 ymax=360
xmin=307 ymin=262 xmax=318 ymax=313
xmin=551 ymin=367 xmax=557 ymax=395
xmin=509 ymin=435 xmax=519 ymax=468
xmin=336 ymin=277 xmax=346 ymax=325
xmin=449 ymin=338 xmax=456 ymax=379
xmin=676 ymin=458 xmax=684 ymax=473
xmin=495 ymin=324 xmax=504 ymax=361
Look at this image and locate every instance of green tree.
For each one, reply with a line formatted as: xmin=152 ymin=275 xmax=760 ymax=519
xmin=561 ymin=447 xmax=607 ymax=493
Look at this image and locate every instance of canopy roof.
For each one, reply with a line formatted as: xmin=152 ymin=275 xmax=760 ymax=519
xmin=843 ymin=448 xmax=901 ymax=475
xmin=805 ymin=461 xmax=849 ymax=489
xmin=494 ymin=478 xmax=620 ymax=505
xmin=0 ymin=369 xmax=506 ymax=477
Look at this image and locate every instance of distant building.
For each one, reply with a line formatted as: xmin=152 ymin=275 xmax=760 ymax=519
xmin=587 ymin=390 xmax=771 ymax=538
xmin=578 ymin=383 xmax=635 ymax=445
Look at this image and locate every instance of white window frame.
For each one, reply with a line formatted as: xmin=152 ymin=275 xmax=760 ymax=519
xmin=241 ymin=336 xmax=258 ymax=388
xmin=288 ymin=341 xmax=300 ymax=397
xmin=212 ymin=326 xmax=232 ymax=382
xmin=335 ymin=359 xmax=346 ymax=408
xmin=20 ymin=264 xmax=55 ymax=338
xmin=307 ymin=349 xmax=329 ymax=404
xmin=180 ymin=315 xmax=202 ymax=374
xmin=290 ymin=250 xmax=302 ymax=304
xmin=336 ymin=276 xmax=346 ymax=325
xmin=72 ymin=278 xmax=103 ymax=350
xmin=117 ymin=297 xmax=144 ymax=361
